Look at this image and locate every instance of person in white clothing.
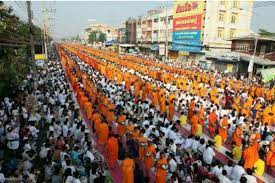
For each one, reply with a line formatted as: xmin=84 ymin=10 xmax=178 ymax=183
xmin=218 ymin=170 xmax=232 ymax=183
xmin=202 ymin=141 xmax=215 ymax=165
xmin=243 ymin=169 xmax=257 ymax=183
xmin=6 ymin=127 xmax=19 ymax=150
xmin=230 ymin=163 xmax=246 ymax=182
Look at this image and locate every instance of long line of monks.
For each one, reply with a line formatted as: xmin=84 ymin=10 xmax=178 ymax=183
xmin=57 ymin=43 xmax=275 ymax=183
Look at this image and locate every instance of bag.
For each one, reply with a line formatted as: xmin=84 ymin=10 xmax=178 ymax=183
xmin=180 ymin=115 xmax=187 ymax=126
xmin=197 ymin=124 xmax=202 ymax=136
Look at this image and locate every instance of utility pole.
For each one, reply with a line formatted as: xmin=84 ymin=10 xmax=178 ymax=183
xmin=165 ymin=5 xmax=168 ymax=60
xmin=248 ymin=35 xmax=258 ymax=79
xmin=27 ymin=1 xmax=35 ymax=63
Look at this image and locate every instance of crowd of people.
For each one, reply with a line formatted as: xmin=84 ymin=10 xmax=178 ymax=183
xmin=57 ymin=43 xmax=274 ymax=183
xmin=0 ymin=51 xmax=112 ymax=183
xmin=0 ymin=42 xmax=274 ymax=183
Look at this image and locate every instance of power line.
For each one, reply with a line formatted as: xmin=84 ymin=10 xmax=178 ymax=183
xmin=14 ymin=1 xmax=28 ymax=18
xmin=0 ymin=43 xmax=28 ymax=47
xmin=3 ymin=29 xmax=32 ymax=42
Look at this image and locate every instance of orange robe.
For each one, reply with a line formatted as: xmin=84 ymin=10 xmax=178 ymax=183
xmin=98 ymin=123 xmax=109 ymax=145
xmin=208 ymin=112 xmax=217 ymax=134
xmin=198 ymin=107 xmax=205 ymax=126
xmin=168 ymin=102 xmax=175 ymax=121
xmin=106 ymin=137 xmax=118 ymax=168
xmin=137 ymin=136 xmax=148 ymax=160
xmin=243 ymin=144 xmax=259 ymax=169
xmin=218 ymin=118 xmax=228 ymax=142
xmin=121 ymin=158 xmax=135 ymax=183
xmin=191 ymin=115 xmax=199 ymax=135
xmin=233 ymin=127 xmax=243 ymax=147
xmin=155 ymin=158 xmax=168 ymax=183
xmin=144 ymin=144 xmax=156 ymax=171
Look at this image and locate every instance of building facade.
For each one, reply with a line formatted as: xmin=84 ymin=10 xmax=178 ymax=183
xmin=84 ymin=24 xmax=118 ymax=42
xmin=203 ymin=0 xmax=254 ymax=52
xmin=172 ymin=0 xmax=254 ymax=55
xmin=231 ymin=36 xmax=275 ymax=61
xmin=125 ymin=18 xmax=137 ymax=44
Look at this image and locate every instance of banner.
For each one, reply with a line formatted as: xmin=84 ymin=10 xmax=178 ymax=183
xmin=227 ymin=64 xmax=233 ymax=72
xmin=34 ymin=54 xmax=46 ymax=60
xmin=261 ymin=68 xmax=275 ymax=83
xmin=159 ymin=44 xmax=165 ymax=56
xmin=173 ymin=14 xmax=202 ymax=31
xmin=172 ymin=0 xmax=205 ymax=52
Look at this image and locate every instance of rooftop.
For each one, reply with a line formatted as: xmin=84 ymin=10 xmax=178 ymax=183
xmin=230 ymin=35 xmax=275 ymax=42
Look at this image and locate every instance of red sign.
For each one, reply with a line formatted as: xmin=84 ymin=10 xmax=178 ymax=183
xmin=176 ymin=2 xmax=199 ymax=14
xmin=173 ymin=14 xmax=202 ymax=31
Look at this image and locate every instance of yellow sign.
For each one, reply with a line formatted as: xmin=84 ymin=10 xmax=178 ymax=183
xmin=174 ymin=0 xmax=205 ymax=18
xmin=227 ymin=64 xmax=233 ymax=72
xmin=179 ymin=51 xmax=189 ymax=56
xmin=34 ymin=54 xmax=46 ymax=60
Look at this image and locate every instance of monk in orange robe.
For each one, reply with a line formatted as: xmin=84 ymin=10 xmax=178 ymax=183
xmin=168 ymin=100 xmax=175 ymax=121
xmin=208 ymin=110 xmax=217 ymax=136
xmin=120 ymin=154 xmax=135 ymax=183
xmin=198 ymin=107 xmax=205 ymax=126
xmin=159 ymin=96 xmax=166 ymax=114
xmin=98 ymin=121 xmax=109 ymax=145
xmin=243 ymin=142 xmax=260 ymax=169
xmin=151 ymin=90 xmax=159 ymax=108
xmin=188 ymin=99 xmax=195 ymax=121
xmin=131 ymin=127 xmax=140 ymax=140
xmin=191 ymin=111 xmax=199 ymax=136
xmin=266 ymin=142 xmax=275 ymax=170
xmin=144 ymin=141 xmax=156 ymax=175
xmin=106 ymin=134 xmax=118 ymax=168
xmin=232 ymin=124 xmax=243 ymax=147
xmin=137 ymin=130 xmax=148 ymax=161
xmin=218 ymin=115 xmax=228 ymax=142
xmin=155 ymin=152 xmax=168 ymax=183
xmin=117 ymin=114 xmax=126 ymax=136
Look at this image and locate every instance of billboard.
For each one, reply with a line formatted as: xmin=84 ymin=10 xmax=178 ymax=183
xmin=172 ymin=1 xmax=205 ymax=52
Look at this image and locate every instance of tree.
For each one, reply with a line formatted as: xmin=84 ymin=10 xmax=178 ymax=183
xmin=258 ymin=29 xmax=275 ymax=37
xmin=0 ymin=1 xmax=43 ymax=98
xmin=88 ymin=30 xmax=106 ymax=43
xmin=99 ymin=32 xmax=106 ymax=42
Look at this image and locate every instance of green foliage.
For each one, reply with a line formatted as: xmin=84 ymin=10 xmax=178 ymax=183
xmin=258 ymin=29 xmax=275 ymax=37
xmin=0 ymin=1 xmax=42 ymax=98
xmin=88 ymin=31 xmax=106 ymax=43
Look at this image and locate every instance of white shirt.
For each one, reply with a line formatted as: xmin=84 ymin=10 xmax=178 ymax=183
xmin=211 ymin=166 xmax=223 ymax=176
xmin=169 ymin=159 xmax=177 ymax=173
xmin=6 ymin=131 xmax=19 ymax=150
xmin=223 ymin=166 xmax=233 ymax=177
xmin=62 ymin=125 xmax=69 ymax=137
xmin=191 ymin=140 xmax=200 ymax=152
xmin=182 ymin=138 xmax=193 ymax=149
xmin=218 ymin=175 xmax=232 ymax=183
xmin=203 ymin=147 xmax=215 ymax=165
xmin=243 ymin=175 xmax=257 ymax=183
xmin=230 ymin=165 xmax=246 ymax=181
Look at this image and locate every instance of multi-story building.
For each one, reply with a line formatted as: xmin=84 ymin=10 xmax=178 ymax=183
xmin=125 ymin=18 xmax=137 ymax=44
xmin=172 ymin=0 xmax=254 ymax=56
xmin=203 ymin=0 xmax=254 ymax=52
xmin=84 ymin=24 xmax=118 ymax=42
xmin=117 ymin=22 xmax=126 ymax=43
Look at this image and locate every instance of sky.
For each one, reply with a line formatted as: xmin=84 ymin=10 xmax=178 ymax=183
xmin=4 ymin=1 xmax=275 ymax=39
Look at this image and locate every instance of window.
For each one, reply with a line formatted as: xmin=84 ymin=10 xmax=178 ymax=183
xmin=232 ymin=1 xmax=238 ymax=8
xmin=154 ymin=18 xmax=159 ymax=23
xmin=217 ymin=28 xmax=224 ymax=38
xmin=231 ymin=15 xmax=236 ymax=24
xmin=219 ymin=12 xmax=225 ymax=22
xmin=230 ymin=29 xmax=235 ymax=38
xmin=220 ymin=1 xmax=225 ymax=6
